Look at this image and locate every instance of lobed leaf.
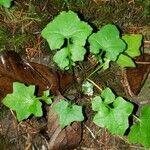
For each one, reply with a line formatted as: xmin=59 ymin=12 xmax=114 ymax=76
xmin=53 ymin=47 xmax=70 ymax=70
xmin=92 ymin=96 xmax=108 ymax=113
xmin=2 ymin=82 xmax=52 ymax=121
xmin=101 ymin=87 xmax=115 ymax=104
xmin=117 ymin=54 xmax=135 ymax=68
xmin=92 ymin=91 xmax=134 ymax=135
xmin=70 ymin=45 xmax=86 ymax=62
xmin=41 ymin=11 xmax=92 ymax=69
xmin=89 ymin=24 xmax=126 ymax=61
xmin=42 ymin=11 xmax=92 ymax=49
xmin=53 ymin=99 xmax=84 ymax=128
xmin=122 ymin=34 xmax=142 ymax=58
xmin=128 ymin=105 xmax=150 ymax=148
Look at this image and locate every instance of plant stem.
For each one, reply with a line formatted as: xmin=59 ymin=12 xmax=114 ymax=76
xmin=67 ymin=38 xmax=73 ymax=71
xmin=86 ymin=63 xmax=104 ymax=79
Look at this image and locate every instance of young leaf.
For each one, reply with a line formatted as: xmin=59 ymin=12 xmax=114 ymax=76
xmin=128 ymin=105 xmax=150 ymax=148
xmin=41 ymin=11 xmax=92 ymax=69
xmin=70 ymin=45 xmax=86 ymax=62
xmin=117 ymin=54 xmax=136 ymax=68
xmin=82 ymin=81 xmax=94 ymax=96
xmin=2 ymin=82 xmax=52 ymax=121
xmin=122 ymin=34 xmax=142 ymax=58
xmin=101 ymin=87 xmax=115 ymax=104
xmin=89 ymin=24 xmax=126 ymax=61
xmin=0 ymin=0 xmax=12 ymax=8
xmin=92 ymin=94 xmax=134 ymax=135
xmin=53 ymin=47 xmax=70 ymax=70
xmin=92 ymin=96 xmax=108 ymax=113
xmin=53 ymin=99 xmax=84 ymax=128
xmin=41 ymin=90 xmax=52 ymax=104
xmin=102 ymin=59 xmax=111 ymax=70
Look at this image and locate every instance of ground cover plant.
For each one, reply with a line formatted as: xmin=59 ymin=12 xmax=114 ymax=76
xmin=0 ymin=1 xmax=150 ymax=149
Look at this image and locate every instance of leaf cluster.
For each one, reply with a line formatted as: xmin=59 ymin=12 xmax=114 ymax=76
xmin=41 ymin=11 xmax=92 ymax=70
xmin=42 ymin=11 xmax=143 ymax=70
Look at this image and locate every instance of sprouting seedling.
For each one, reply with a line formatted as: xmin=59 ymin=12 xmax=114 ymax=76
xmin=87 ymin=24 xmax=143 ymax=78
xmin=53 ymin=99 xmax=84 ymax=128
xmin=2 ymin=82 xmax=52 ymax=121
xmin=41 ymin=10 xmax=92 ymax=70
xmin=92 ymin=87 xmax=134 ymax=136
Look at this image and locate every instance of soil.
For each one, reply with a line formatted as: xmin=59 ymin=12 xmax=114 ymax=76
xmin=0 ymin=0 xmax=150 ymax=150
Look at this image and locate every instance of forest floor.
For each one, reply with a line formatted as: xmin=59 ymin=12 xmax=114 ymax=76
xmin=0 ymin=0 xmax=150 ymax=149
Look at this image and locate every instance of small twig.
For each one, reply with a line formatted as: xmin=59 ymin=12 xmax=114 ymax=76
xmin=133 ymin=115 xmax=141 ymax=122
xmin=129 ymin=145 xmax=145 ymax=149
xmin=84 ymin=124 xmax=96 ymax=139
xmin=87 ymin=78 xmax=103 ymax=92
xmin=25 ymin=143 xmax=32 ymax=150
xmin=86 ymin=64 xmax=103 ymax=79
xmin=135 ymin=61 xmax=150 ymax=65
xmin=42 ymin=0 xmax=49 ymax=11
xmin=38 ymin=134 xmax=50 ymax=150
xmin=116 ymin=135 xmax=129 ymax=144
xmin=120 ymin=69 xmax=135 ymax=98
xmin=22 ymin=20 xmax=33 ymax=32
xmin=144 ymin=40 xmax=150 ymax=48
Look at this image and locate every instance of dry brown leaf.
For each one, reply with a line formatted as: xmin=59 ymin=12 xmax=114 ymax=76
xmin=0 ymin=51 xmax=73 ymax=100
xmin=122 ymin=53 xmax=150 ymax=96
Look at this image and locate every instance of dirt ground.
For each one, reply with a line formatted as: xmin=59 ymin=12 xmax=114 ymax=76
xmin=0 ymin=0 xmax=150 ymax=149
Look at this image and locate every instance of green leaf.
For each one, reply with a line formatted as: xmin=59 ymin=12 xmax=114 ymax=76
xmin=122 ymin=34 xmax=142 ymax=58
xmin=41 ymin=11 xmax=92 ymax=69
xmin=53 ymin=47 xmax=70 ymax=70
xmin=70 ymin=44 xmax=86 ymax=62
xmin=42 ymin=11 xmax=92 ymax=49
xmin=29 ymin=99 xmax=42 ymax=117
xmin=92 ymin=96 xmax=108 ymax=113
xmin=2 ymin=82 xmax=52 ymax=121
xmin=117 ymin=54 xmax=136 ymax=68
xmin=41 ymin=90 xmax=52 ymax=104
xmin=89 ymin=24 xmax=126 ymax=61
xmin=128 ymin=105 xmax=150 ymax=148
xmin=92 ymin=93 xmax=134 ymax=135
xmin=102 ymin=59 xmax=111 ymax=70
xmin=0 ymin=0 xmax=12 ymax=8
xmin=82 ymin=81 xmax=94 ymax=96
xmin=53 ymin=99 xmax=84 ymax=128
xmin=101 ymin=87 xmax=115 ymax=104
